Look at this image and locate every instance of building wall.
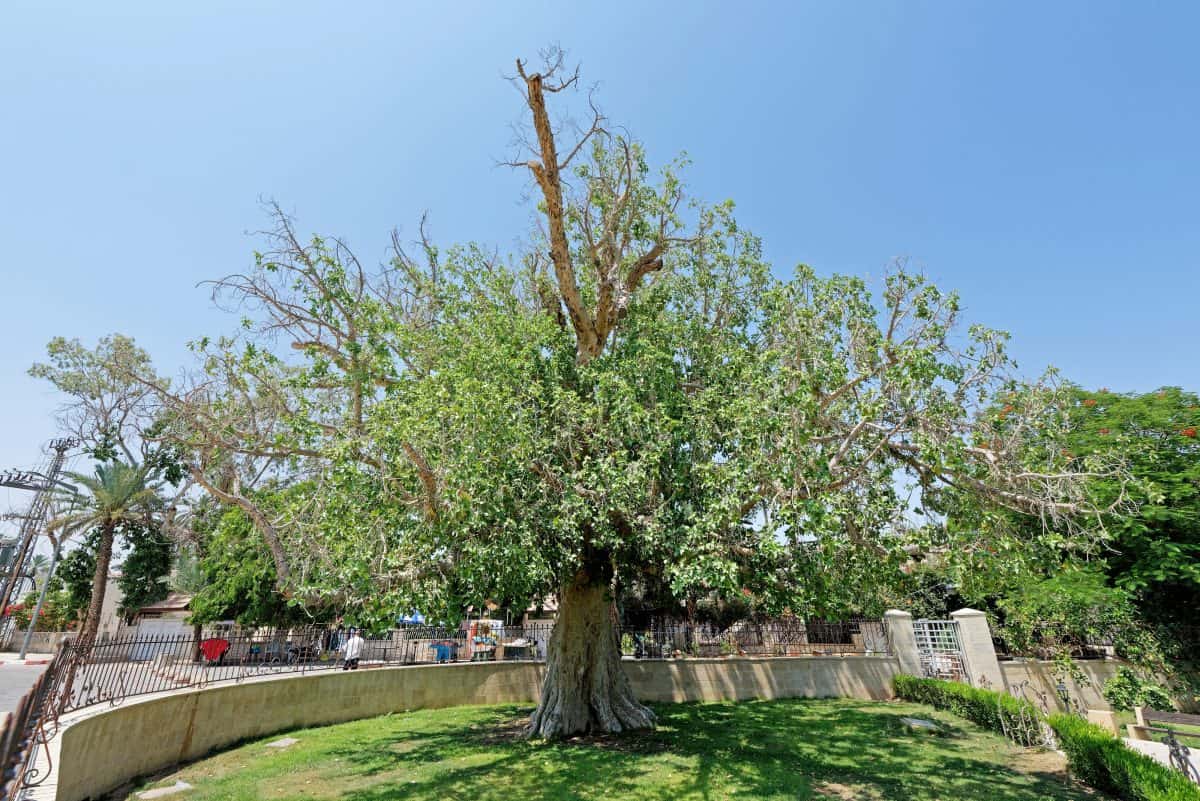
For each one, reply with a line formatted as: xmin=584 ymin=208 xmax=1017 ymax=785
xmin=95 ymin=575 xmax=123 ymax=640
xmin=54 ymin=655 xmax=899 ymax=801
xmin=5 ymin=630 xmax=69 ymax=653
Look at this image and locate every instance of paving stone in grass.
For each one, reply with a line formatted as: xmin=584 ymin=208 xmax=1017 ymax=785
xmin=899 ymin=716 xmax=941 ymax=733
xmin=136 ymin=780 xmax=193 ymax=799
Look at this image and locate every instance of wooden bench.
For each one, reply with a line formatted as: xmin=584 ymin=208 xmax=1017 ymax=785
xmin=1125 ymin=707 xmax=1200 ymax=782
xmin=1125 ymin=706 xmax=1200 ymax=741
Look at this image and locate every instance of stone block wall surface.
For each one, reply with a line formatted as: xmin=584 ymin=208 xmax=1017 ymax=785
xmin=1000 ymin=659 xmax=1123 ymax=712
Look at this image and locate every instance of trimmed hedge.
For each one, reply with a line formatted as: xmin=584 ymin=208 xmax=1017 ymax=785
xmin=893 ymin=674 xmax=1200 ymax=801
xmin=1049 ymin=714 xmax=1200 ymax=801
xmin=892 ymin=674 xmax=1044 ymax=746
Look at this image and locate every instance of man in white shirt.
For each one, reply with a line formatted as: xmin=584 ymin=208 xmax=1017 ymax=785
xmin=340 ymin=628 xmax=365 ymax=670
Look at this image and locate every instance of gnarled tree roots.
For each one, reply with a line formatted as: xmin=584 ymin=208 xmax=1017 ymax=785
xmin=527 ymin=570 xmax=655 ymax=738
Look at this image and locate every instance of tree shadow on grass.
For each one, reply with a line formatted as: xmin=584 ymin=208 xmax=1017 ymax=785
xmin=644 ymin=700 xmax=1093 ymax=801
xmin=327 ymin=700 xmax=1101 ymax=801
xmin=325 ymin=707 xmax=661 ymax=801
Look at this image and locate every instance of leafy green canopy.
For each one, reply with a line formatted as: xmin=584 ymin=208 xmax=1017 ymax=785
xmin=884 ymin=387 xmax=1200 ymax=684
xmin=52 ymin=522 xmax=172 ymax=626
xmin=1063 ymin=387 xmax=1200 ymax=595
xmin=144 ymin=100 xmax=1112 ymax=624
xmin=56 ymin=532 xmax=99 ymax=621
xmin=187 ymin=501 xmax=320 ymax=626
xmin=115 ymin=520 xmax=172 ymax=621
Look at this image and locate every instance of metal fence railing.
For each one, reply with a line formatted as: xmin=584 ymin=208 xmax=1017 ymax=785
xmin=913 ymin=619 xmax=967 ymax=682
xmin=37 ymin=617 xmax=889 ymax=714
xmin=0 ymin=644 xmax=66 ymax=799
xmin=618 ymin=618 xmax=889 ymax=659
xmin=0 ymin=615 xmax=888 ymax=799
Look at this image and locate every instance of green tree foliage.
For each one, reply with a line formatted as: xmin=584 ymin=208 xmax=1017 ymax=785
xmin=1064 ymin=387 xmax=1200 ymax=601
xmin=116 ymin=521 xmax=171 ymax=621
xmin=907 ymin=385 xmax=1199 ymax=685
xmin=28 ymin=334 xmax=158 ymax=462
xmin=136 ymin=53 xmax=1111 ymax=737
xmin=993 ymin=566 xmax=1165 ymax=674
xmin=188 ymin=505 xmax=309 ymax=626
xmin=10 ymin=577 xmax=73 ymax=632
xmin=48 ymin=461 xmax=162 ymax=645
xmin=169 ymin=546 xmax=207 ymax=595
xmin=1102 ymin=667 xmax=1174 ymax=712
xmin=56 ymin=530 xmax=99 ymax=622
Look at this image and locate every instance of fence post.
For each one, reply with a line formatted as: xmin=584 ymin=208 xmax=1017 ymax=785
xmin=884 ymin=610 xmax=923 ymax=677
xmin=950 ymin=608 xmax=1005 ymax=690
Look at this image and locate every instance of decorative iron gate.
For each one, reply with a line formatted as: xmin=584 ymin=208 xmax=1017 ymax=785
xmin=912 ymin=619 xmax=968 ymax=683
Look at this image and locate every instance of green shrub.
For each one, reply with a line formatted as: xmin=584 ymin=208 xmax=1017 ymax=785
xmin=894 ymin=675 xmax=1200 ymax=800
xmin=1104 ymin=667 xmax=1175 ymax=712
xmin=892 ymin=674 xmax=1044 ymax=746
xmin=1049 ymin=713 xmax=1200 ymax=801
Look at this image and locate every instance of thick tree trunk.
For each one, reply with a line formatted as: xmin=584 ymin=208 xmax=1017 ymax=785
xmin=527 ymin=558 xmax=655 ymax=738
xmin=79 ymin=523 xmax=115 ymax=649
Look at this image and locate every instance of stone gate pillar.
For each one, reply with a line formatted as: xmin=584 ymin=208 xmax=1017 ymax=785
xmin=950 ymin=608 xmax=1005 ymax=690
xmin=883 ymin=609 xmax=923 ymax=676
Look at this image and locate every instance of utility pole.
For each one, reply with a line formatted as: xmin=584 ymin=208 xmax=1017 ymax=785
xmin=0 ymin=437 xmax=77 ymax=629
xmin=19 ymin=536 xmax=62 ymax=659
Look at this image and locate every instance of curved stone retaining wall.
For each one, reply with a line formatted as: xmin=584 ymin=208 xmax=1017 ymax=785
xmin=54 ymin=655 xmax=898 ymax=801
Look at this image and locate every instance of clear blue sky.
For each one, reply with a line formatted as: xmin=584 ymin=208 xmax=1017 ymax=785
xmin=3 ymin=1 xmax=1198 ymax=497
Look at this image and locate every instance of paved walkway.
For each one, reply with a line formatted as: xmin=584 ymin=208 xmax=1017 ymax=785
xmin=0 ymin=659 xmax=51 ymax=717
xmin=1123 ymin=737 xmax=1200 ymax=785
xmin=20 ymin=662 xmax=366 ymax=801
xmin=0 ymin=652 xmax=55 ymax=664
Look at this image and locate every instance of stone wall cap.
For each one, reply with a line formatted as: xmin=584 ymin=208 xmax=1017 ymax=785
xmin=950 ymin=608 xmax=986 ymax=617
xmin=883 ymin=609 xmax=913 ymax=618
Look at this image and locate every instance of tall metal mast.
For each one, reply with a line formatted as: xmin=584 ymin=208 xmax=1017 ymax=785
xmin=0 ymin=437 xmax=77 ymax=619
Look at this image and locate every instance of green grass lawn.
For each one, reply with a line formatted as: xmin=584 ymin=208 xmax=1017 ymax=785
xmin=124 ymin=699 xmax=1105 ymax=801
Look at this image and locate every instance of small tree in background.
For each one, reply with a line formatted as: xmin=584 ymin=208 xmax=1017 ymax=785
xmin=116 ymin=521 xmax=172 ymax=622
xmin=29 ymin=334 xmax=188 ymax=638
xmin=56 ymin=532 xmax=98 ymax=624
xmin=187 ymin=503 xmax=315 ymax=627
xmin=917 ymin=386 xmax=1200 ymax=686
xmin=1062 ymin=387 xmax=1200 ymax=624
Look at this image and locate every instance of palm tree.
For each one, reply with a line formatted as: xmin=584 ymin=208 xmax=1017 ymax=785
xmin=48 ymin=462 xmax=161 ymax=647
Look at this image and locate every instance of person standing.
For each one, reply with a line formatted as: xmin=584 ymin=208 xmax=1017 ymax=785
xmin=341 ymin=627 xmax=365 ymax=670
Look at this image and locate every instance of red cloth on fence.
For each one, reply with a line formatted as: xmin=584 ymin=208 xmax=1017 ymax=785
xmin=199 ymin=638 xmax=229 ymax=661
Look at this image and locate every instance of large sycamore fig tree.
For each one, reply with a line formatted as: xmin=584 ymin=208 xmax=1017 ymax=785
xmin=138 ymin=53 xmax=1122 ymax=738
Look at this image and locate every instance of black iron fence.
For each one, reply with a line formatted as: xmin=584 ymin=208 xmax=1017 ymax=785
xmin=0 ymin=615 xmax=888 ymax=800
xmin=36 ymin=617 xmax=888 ymax=714
xmin=618 ymin=618 xmax=889 ymax=659
xmin=41 ymin=618 xmax=888 ymax=712
xmin=0 ymin=645 xmax=65 ymax=799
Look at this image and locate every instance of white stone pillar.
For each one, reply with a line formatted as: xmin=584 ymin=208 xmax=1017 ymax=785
xmin=884 ymin=610 xmax=923 ymax=677
xmin=950 ymin=608 xmax=1005 ymax=690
